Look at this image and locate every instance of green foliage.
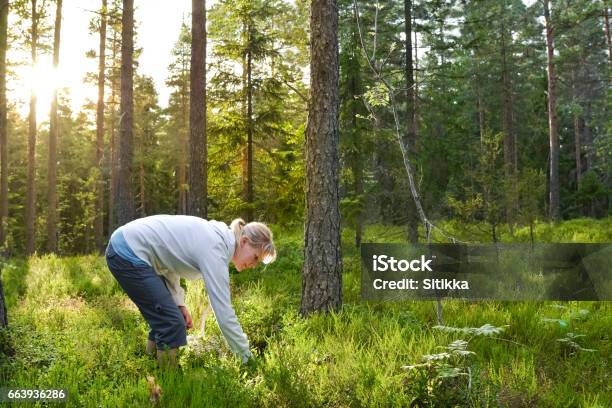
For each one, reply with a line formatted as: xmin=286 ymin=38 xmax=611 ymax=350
xmin=402 ymin=337 xmax=476 ymax=407
xmin=556 ymin=333 xmax=596 ymax=353
xmin=433 ymin=323 xmax=508 ymax=337
xmin=205 ymin=0 xmax=307 ymax=223
xmin=1 ymin=224 xmax=610 ymax=406
xmin=541 ymin=304 xmax=598 ymax=354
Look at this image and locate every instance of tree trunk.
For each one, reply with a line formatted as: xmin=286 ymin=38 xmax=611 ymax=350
xmin=572 ymin=69 xmax=583 ymax=192
xmin=95 ymin=0 xmax=107 ymax=251
xmin=544 ymin=0 xmax=560 ymax=222
xmin=188 ymin=0 xmax=207 ymax=218
xmin=404 ymin=0 xmax=418 ymax=243
xmin=178 ymin=49 xmax=188 ymax=216
xmin=25 ymin=0 xmax=38 ymax=256
xmin=477 ymin=88 xmax=485 ymax=146
xmin=46 ymin=0 xmax=62 ymax=253
xmin=574 ymin=113 xmax=583 ymax=186
xmin=604 ymin=2 xmax=611 ymax=64
xmin=0 ymin=0 xmax=8 ymax=251
xmin=178 ymin=146 xmax=187 ymax=214
xmin=0 ymin=274 xmax=6 ymax=327
xmin=108 ymin=29 xmax=118 ymax=235
xmin=116 ymin=0 xmax=135 ymax=226
xmin=301 ymin=0 xmax=342 ymax=316
xmin=246 ymin=35 xmax=254 ymax=222
xmin=349 ymin=25 xmax=363 ymax=248
xmin=500 ymin=13 xmax=517 ymax=231
xmin=413 ymin=12 xmax=420 ymax=142
xmin=138 ymin=156 xmax=145 ymax=216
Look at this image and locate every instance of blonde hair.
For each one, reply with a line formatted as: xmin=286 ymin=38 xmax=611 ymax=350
xmin=230 ymin=218 xmax=277 ymax=264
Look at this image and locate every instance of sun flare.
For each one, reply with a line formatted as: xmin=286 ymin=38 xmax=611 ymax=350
xmin=12 ymin=57 xmax=98 ymax=123
xmin=22 ymin=61 xmax=60 ymax=108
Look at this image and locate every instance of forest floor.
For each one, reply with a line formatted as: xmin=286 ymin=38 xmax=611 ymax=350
xmin=1 ymin=218 xmax=611 ymax=407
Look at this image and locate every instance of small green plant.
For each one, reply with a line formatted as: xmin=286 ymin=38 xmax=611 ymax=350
xmin=541 ymin=305 xmax=596 ymax=355
xmin=402 ymin=324 xmax=508 ymax=407
xmin=556 ymin=333 xmax=596 ymax=353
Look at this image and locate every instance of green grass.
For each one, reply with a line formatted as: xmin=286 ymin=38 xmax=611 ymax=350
xmin=1 ymin=219 xmax=611 ymax=407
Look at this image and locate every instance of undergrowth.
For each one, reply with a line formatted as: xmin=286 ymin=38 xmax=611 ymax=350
xmin=0 ymin=219 xmax=610 ymax=407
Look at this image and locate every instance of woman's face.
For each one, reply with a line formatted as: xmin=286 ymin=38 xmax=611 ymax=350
xmin=232 ymin=237 xmax=261 ymax=272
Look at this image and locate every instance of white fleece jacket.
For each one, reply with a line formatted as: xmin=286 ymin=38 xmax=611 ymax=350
xmin=117 ymin=215 xmax=251 ymax=361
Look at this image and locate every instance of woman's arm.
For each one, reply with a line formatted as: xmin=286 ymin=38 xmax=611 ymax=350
xmin=197 ymin=249 xmax=252 ymax=362
xmin=162 ymin=272 xmax=186 ymax=307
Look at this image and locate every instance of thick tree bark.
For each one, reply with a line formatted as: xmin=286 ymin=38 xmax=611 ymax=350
xmin=404 ymin=0 xmax=418 ymax=243
xmin=544 ymin=0 xmax=560 ymax=222
xmin=0 ymin=0 xmax=8 ymax=251
xmin=95 ymin=0 xmax=107 ymax=251
xmin=46 ymin=0 xmax=62 ymax=253
xmin=116 ymin=0 xmax=135 ymax=226
xmin=25 ymin=0 xmax=38 ymax=256
xmin=188 ymin=0 xmax=207 ymax=218
xmin=301 ymin=0 xmax=342 ymax=315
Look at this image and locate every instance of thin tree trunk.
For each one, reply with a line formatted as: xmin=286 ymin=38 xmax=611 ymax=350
xmin=584 ymin=102 xmax=593 ymax=172
xmin=138 ymin=155 xmax=145 ymax=216
xmin=95 ymin=0 xmax=107 ymax=251
xmin=413 ymin=12 xmax=420 ymax=143
xmin=0 ymin=0 xmax=8 ymax=251
xmin=0 ymin=275 xmax=6 ymax=327
xmin=500 ymin=11 xmax=516 ymax=231
xmin=544 ymin=0 xmax=560 ymax=222
xmin=116 ymin=0 xmax=135 ymax=226
xmin=178 ymin=143 xmax=186 ymax=214
xmin=301 ymin=0 xmax=342 ymax=316
xmin=246 ymin=35 xmax=254 ymax=222
xmin=108 ymin=29 xmax=118 ymax=235
xmin=573 ymin=114 xmax=582 ymax=184
xmin=25 ymin=0 xmax=38 ymax=256
xmin=178 ymin=50 xmax=188 ymax=215
xmin=349 ymin=25 xmax=363 ymax=248
xmin=240 ymin=49 xmax=249 ymax=222
xmin=604 ymin=1 xmax=611 ymax=64
xmin=188 ymin=0 xmax=207 ymax=218
xmin=46 ymin=0 xmax=61 ymax=253
xmin=404 ymin=0 xmax=418 ymax=243
xmin=477 ymin=88 xmax=485 ymax=146
xmin=573 ymin=70 xmax=583 ymax=191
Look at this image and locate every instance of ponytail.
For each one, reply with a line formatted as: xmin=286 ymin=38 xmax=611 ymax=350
xmin=230 ymin=218 xmax=246 ymax=243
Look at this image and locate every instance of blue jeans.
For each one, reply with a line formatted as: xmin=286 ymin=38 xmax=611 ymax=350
xmin=105 ymin=242 xmax=187 ymax=349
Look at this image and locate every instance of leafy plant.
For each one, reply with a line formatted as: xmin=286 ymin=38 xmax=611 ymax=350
xmin=541 ymin=305 xmax=596 ymax=354
xmin=556 ymin=333 xmax=596 ymax=353
xmin=402 ymin=324 xmax=508 ymax=407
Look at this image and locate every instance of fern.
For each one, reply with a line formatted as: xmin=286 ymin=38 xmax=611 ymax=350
xmin=433 ymin=323 xmax=508 ymax=337
xmin=556 ymin=333 xmax=597 ymax=353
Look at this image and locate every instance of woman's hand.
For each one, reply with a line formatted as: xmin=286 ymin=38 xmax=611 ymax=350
xmin=178 ymin=305 xmax=193 ymax=329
